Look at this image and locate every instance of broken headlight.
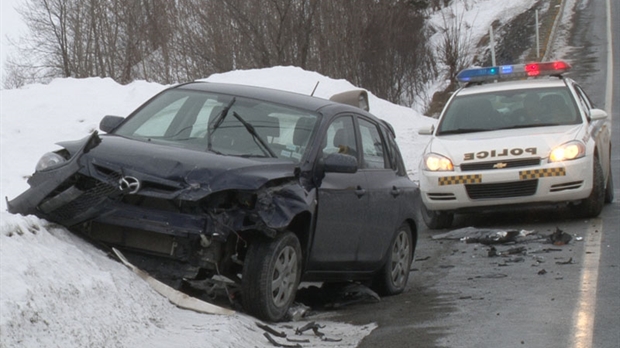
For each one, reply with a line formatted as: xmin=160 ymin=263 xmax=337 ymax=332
xmin=35 ymin=152 xmax=67 ymax=172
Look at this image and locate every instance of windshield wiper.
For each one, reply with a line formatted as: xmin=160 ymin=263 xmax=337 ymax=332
xmin=207 ymin=97 xmax=236 ymax=151
xmin=231 ymin=111 xmax=277 ymax=158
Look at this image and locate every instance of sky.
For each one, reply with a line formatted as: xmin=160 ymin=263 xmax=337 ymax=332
xmin=1 ymin=0 xmax=27 ymax=78
xmin=0 ymin=1 xmax=542 ymax=347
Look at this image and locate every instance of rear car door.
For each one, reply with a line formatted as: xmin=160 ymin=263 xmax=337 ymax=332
xmin=355 ymin=117 xmax=402 ymax=266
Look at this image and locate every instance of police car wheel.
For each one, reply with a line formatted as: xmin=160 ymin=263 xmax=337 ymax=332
xmin=571 ymin=156 xmax=605 ymax=218
xmin=604 ymin=163 xmax=614 ymax=204
xmin=421 ymin=204 xmax=453 ymax=229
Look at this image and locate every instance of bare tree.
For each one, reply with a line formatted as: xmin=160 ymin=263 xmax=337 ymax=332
xmin=436 ymin=4 xmax=475 ymax=82
xmin=8 ymin=0 xmax=437 ymax=106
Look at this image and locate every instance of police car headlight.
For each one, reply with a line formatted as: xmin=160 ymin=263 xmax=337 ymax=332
xmin=424 ymin=153 xmax=454 ymax=171
xmin=549 ymin=141 xmax=585 ymax=162
xmin=35 ymin=152 xmax=67 ymax=171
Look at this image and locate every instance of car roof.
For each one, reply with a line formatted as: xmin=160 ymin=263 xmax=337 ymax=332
xmin=176 ymin=81 xmax=353 ymax=113
xmin=455 ymin=76 xmax=571 ymax=97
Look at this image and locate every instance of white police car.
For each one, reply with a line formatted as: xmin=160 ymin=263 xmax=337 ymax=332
xmin=418 ymin=61 xmax=613 ymax=229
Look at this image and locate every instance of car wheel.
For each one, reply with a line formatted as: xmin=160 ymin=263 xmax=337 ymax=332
xmin=241 ymin=232 xmax=302 ymax=322
xmin=372 ymin=223 xmax=413 ymax=296
xmin=421 ymin=203 xmax=453 ymax=229
xmin=572 ymin=157 xmax=605 ymax=218
xmin=604 ymin=162 xmax=614 ymax=204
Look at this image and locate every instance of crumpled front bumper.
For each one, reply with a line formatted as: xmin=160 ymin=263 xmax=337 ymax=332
xmin=7 ymin=132 xmax=101 ymax=221
xmin=8 ymin=132 xmax=210 ymax=237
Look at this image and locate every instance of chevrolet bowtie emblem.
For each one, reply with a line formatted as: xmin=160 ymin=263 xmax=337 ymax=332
xmin=493 ymin=162 xmax=508 ymax=169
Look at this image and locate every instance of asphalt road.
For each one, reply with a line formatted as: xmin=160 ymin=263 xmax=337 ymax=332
xmin=323 ymin=0 xmax=620 ymax=347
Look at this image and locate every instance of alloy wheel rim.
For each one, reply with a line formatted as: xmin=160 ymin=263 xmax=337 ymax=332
xmin=271 ymin=246 xmax=298 ymax=307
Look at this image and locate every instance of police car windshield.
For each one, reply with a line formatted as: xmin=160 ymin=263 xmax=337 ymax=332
xmin=436 ymin=87 xmax=581 ymax=135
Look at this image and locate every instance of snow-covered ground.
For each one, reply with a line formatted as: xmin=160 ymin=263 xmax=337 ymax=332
xmin=1 ymin=1 xmax=548 ymax=347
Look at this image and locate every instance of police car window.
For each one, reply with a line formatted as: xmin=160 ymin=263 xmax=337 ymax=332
xmin=573 ymin=85 xmax=593 ymax=117
xmin=358 ymin=118 xmax=387 ymax=169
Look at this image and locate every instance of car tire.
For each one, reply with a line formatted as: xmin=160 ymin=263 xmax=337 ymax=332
xmin=572 ymin=156 xmax=605 ymax=218
xmin=421 ymin=203 xmax=453 ymax=229
xmin=372 ymin=223 xmax=413 ymax=296
xmin=241 ymin=232 xmax=302 ymax=322
xmin=604 ymin=162 xmax=614 ymax=204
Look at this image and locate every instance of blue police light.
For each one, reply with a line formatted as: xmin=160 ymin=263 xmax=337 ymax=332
xmin=456 ymin=66 xmax=499 ymax=82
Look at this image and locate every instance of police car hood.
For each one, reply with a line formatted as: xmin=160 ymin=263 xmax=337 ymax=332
xmin=429 ymin=124 xmax=584 ymax=166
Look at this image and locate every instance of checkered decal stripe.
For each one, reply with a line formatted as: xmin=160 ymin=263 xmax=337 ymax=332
xmin=519 ymin=168 xmax=566 ymax=180
xmin=438 ymin=175 xmax=482 ymax=186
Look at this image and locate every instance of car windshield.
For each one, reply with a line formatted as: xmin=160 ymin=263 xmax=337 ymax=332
xmin=114 ymin=89 xmax=319 ymax=162
xmin=436 ymin=87 xmax=582 ymax=135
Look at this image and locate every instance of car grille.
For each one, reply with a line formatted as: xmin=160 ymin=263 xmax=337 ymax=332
xmin=427 ymin=193 xmax=457 ymax=201
xmin=465 ymin=179 xmax=538 ymax=199
xmin=461 ymin=158 xmax=541 ymax=171
xmin=550 ymin=181 xmax=583 ymax=192
xmin=45 ymin=175 xmax=120 ymax=224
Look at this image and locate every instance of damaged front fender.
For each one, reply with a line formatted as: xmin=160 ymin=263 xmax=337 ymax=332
xmin=7 ymin=132 xmax=102 ymax=218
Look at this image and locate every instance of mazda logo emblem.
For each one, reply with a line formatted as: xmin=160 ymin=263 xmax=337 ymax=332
xmin=119 ymin=176 xmax=141 ymax=194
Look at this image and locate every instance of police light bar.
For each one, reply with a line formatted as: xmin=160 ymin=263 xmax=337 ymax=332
xmin=457 ymin=61 xmax=571 ymax=83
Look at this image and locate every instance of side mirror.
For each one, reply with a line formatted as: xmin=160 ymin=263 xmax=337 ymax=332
xmin=99 ymin=115 xmax=125 ymax=133
xmin=323 ymin=153 xmax=358 ymax=173
xmin=590 ymin=109 xmax=608 ymax=121
xmin=329 ymin=90 xmax=369 ymax=111
xmin=418 ymin=125 xmax=434 ymax=135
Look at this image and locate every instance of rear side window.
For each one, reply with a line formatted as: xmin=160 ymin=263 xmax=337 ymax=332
xmin=358 ymin=118 xmax=387 ymax=169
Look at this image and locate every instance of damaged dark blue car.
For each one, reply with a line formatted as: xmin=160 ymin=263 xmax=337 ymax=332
xmin=8 ymin=82 xmax=420 ymax=321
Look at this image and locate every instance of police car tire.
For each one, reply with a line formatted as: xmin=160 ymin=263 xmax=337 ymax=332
xmin=572 ymin=157 xmax=605 ymax=218
xmin=604 ymin=163 xmax=614 ymax=204
xmin=421 ymin=204 xmax=453 ymax=229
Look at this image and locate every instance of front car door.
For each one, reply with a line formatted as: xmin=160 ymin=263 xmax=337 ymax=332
xmin=309 ymin=115 xmax=369 ymax=271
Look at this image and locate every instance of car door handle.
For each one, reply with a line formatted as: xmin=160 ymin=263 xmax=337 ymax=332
xmin=355 ymin=186 xmax=366 ymax=198
xmin=391 ymin=186 xmax=401 ymax=197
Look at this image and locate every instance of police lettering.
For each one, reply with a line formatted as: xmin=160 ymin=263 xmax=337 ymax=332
xmin=464 ymin=147 xmax=536 ymax=161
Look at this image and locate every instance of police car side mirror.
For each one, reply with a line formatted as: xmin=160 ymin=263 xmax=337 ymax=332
xmin=590 ymin=109 xmax=608 ymax=121
xmin=418 ymin=125 xmax=434 ymax=135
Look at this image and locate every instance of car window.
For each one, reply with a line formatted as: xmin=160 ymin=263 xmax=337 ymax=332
xmin=381 ymin=125 xmax=404 ymax=174
xmin=115 ymin=89 xmax=319 ymax=162
xmin=133 ymin=96 xmax=189 ymax=137
xmin=358 ymin=118 xmax=387 ymax=169
xmin=322 ymin=116 xmax=357 ymax=158
xmin=573 ymin=84 xmax=594 ymax=118
xmin=437 ymin=87 xmax=582 ymax=135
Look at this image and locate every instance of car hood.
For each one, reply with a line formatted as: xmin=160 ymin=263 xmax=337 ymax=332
xmin=63 ymin=134 xmax=299 ymax=200
xmin=428 ymin=124 xmax=584 ymax=167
